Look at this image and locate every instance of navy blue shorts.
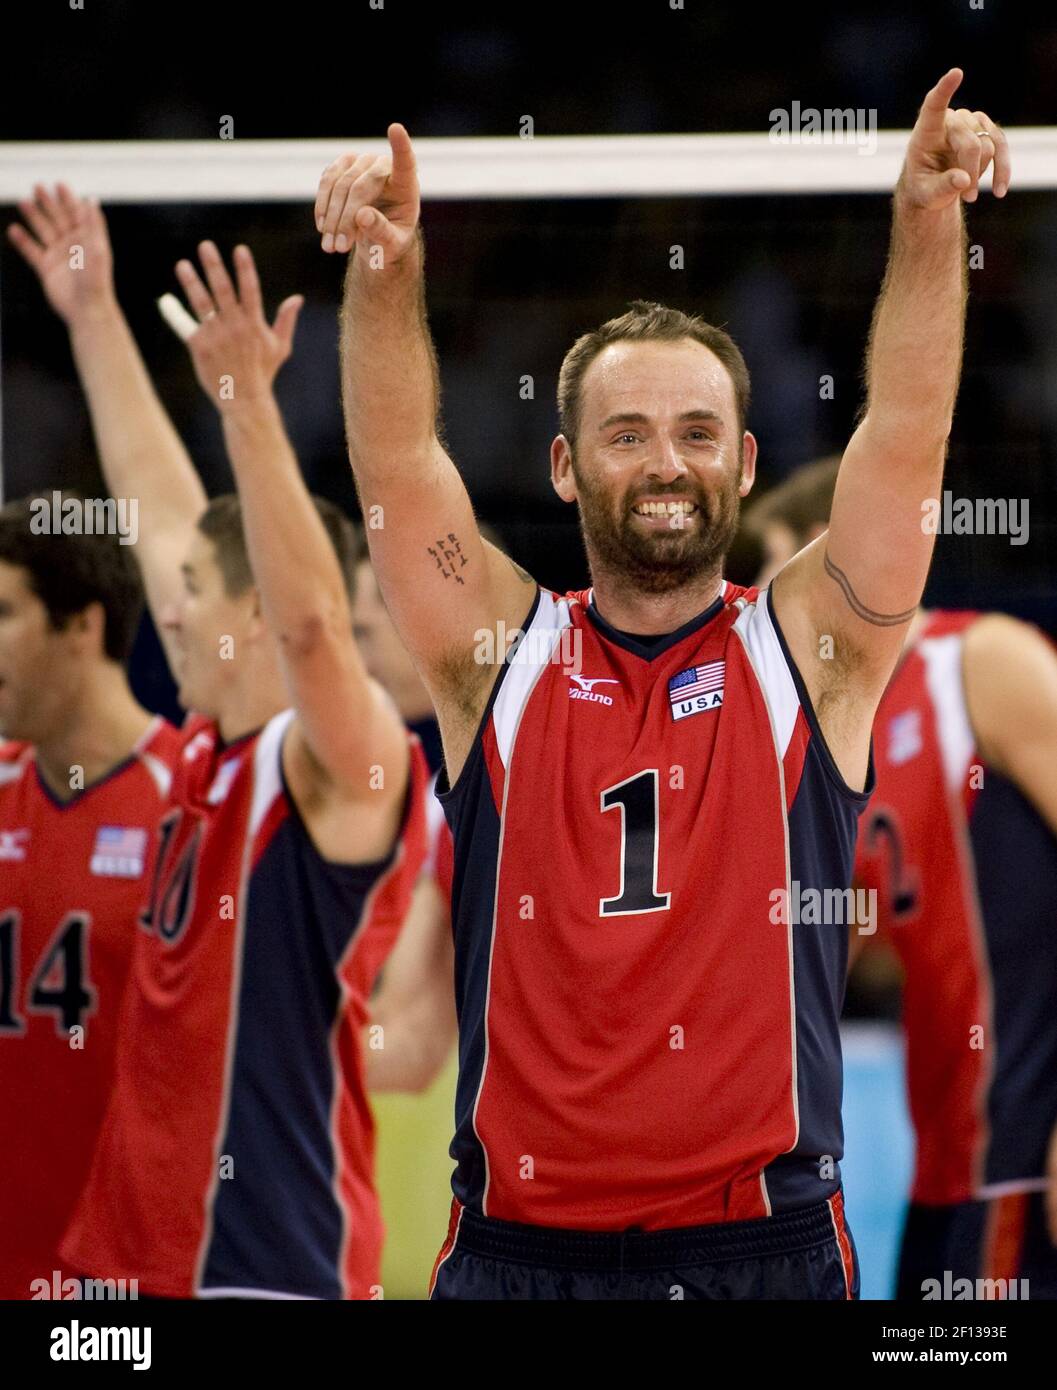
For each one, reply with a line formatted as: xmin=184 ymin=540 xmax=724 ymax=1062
xmin=429 ymin=1191 xmax=859 ymax=1300
xmin=897 ymin=1193 xmax=1057 ymax=1300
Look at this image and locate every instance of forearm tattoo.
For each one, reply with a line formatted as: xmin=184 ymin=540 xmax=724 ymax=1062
xmin=427 ymin=534 xmax=469 ymax=584
xmin=425 ymin=533 xmax=535 ymax=588
xmin=824 ymin=549 xmax=917 ymax=627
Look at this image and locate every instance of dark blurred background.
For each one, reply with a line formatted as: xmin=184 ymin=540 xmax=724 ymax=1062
xmin=3 ymin=0 xmax=1055 ymax=728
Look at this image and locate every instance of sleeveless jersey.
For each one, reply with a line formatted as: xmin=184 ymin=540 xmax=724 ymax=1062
xmin=437 ymin=581 xmax=873 ymax=1230
xmin=854 ymin=611 xmax=1057 ymax=1205
xmin=0 ymin=718 xmax=180 ymax=1299
xmin=425 ymin=769 xmax=454 ymax=902
xmin=63 ymin=709 xmax=429 ymax=1299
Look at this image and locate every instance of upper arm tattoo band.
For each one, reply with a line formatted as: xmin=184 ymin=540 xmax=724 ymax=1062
xmin=824 ymin=549 xmax=917 ymax=628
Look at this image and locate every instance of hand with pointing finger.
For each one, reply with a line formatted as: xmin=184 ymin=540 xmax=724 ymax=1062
xmin=314 ymin=123 xmax=420 ymax=266
xmin=899 ymin=68 xmax=1010 ymax=211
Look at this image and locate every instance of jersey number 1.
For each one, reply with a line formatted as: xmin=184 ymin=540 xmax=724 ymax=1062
xmin=599 ymin=770 xmax=672 ymax=917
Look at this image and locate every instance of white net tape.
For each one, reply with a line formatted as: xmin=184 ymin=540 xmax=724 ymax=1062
xmin=1 ymin=129 xmax=1055 ymax=204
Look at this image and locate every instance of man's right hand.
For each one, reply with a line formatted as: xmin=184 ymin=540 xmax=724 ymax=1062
xmin=8 ymin=184 xmax=115 ymax=325
xmin=314 ymin=123 xmax=420 ymax=265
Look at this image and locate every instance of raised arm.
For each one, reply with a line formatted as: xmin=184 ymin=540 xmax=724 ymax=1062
xmin=365 ymin=872 xmax=456 ymax=1093
xmin=172 ymin=242 xmax=409 ymax=859
xmin=961 ymin=613 xmax=1057 ymax=1243
xmin=772 ymin=71 xmax=1010 ymax=788
xmin=963 ymin=615 xmax=1057 ymax=840
xmin=7 ymin=185 xmax=207 ymax=673
xmin=316 ymin=127 xmax=536 ymax=781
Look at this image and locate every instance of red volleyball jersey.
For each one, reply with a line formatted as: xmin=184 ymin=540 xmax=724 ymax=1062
xmin=0 ymin=718 xmax=180 ymax=1299
xmin=437 ymin=581 xmax=872 ymax=1231
xmin=63 ymin=708 xmax=429 ymax=1299
xmin=425 ymin=769 xmax=454 ymax=903
xmin=854 ymin=611 xmax=1057 ymax=1206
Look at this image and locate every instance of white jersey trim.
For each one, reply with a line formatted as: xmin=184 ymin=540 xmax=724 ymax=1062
xmin=976 ymin=1177 xmax=1049 ymax=1199
xmin=471 ymin=593 xmax=577 ymax=1214
xmin=732 ymin=589 xmax=801 ymax=760
xmin=491 ymin=589 xmax=575 ymax=770
xmin=427 ymin=1204 xmax=465 ymax=1299
xmin=732 ymin=591 xmax=801 ymax=1203
xmin=249 ymin=708 xmax=296 ymax=838
xmin=423 ymin=769 xmax=447 ymax=881
xmin=194 ymin=708 xmax=291 ymax=1296
xmin=136 ymin=717 xmax=174 ymax=799
xmin=919 ymin=633 xmax=975 ymax=796
xmin=198 ymin=1285 xmax=319 ymax=1300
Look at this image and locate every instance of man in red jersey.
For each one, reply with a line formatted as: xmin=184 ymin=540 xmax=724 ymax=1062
xmin=749 ymin=458 xmax=1057 ymax=1300
xmin=352 ymin=530 xmax=458 ymax=1093
xmin=355 ymin=520 xmax=512 ymax=1095
xmin=0 ymin=493 xmax=180 ymax=1299
xmin=9 ymin=187 xmax=427 ymax=1299
xmin=314 ymin=70 xmax=1009 ymax=1299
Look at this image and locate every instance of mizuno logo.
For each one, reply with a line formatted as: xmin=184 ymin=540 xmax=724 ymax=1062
xmin=568 ymin=674 xmax=619 ymax=706
xmin=183 ymin=731 xmax=214 ymax=764
xmin=0 ymin=828 xmax=29 ymax=861
xmin=569 ymin=675 xmax=618 ymax=693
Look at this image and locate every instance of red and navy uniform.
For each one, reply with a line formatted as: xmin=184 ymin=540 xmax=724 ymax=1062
xmin=424 ymin=769 xmax=454 ymax=903
xmin=854 ymin=610 xmax=1057 ymax=1298
xmin=63 ymin=708 xmax=428 ymax=1299
xmin=0 ymin=718 xmax=180 ymax=1299
xmin=430 ymin=581 xmax=869 ymax=1299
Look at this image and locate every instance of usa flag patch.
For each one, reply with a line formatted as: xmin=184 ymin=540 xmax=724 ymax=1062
xmin=90 ymin=825 xmax=148 ymax=878
xmin=668 ymin=661 xmax=725 ymax=722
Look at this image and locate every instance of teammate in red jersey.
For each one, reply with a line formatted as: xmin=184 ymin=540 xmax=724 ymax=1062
xmin=314 ymin=72 xmax=1010 ymax=1298
xmin=749 ymin=459 xmax=1057 ymax=1299
xmin=0 ymin=494 xmax=180 ymax=1299
xmin=355 ymin=521 xmax=510 ymax=1094
xmin=9 ymin=188 xmax=427 ymax=1298
xmin=352 ymin=529 xmax=459 ymax=1093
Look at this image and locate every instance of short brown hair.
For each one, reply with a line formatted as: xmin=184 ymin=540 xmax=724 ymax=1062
xmin=743 ymin=455 xmax=841 ymax=549
xmin=198 ymin=493 xmax=358 ymax=602
xmin=557 ymin=300 xmax=751 ymax=452
xmin=0 ymin=492 xmax=144 ymax=663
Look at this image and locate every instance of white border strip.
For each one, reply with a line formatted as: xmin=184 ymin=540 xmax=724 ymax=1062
xmin=1 ymin=129 xmax=1055 ymax=203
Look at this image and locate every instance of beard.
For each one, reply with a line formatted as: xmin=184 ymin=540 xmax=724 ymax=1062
xmin=571 ymin=456 xmax=743 ymax=596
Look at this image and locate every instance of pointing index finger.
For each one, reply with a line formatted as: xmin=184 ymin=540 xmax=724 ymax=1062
xmin=915 ymin=68 xmax=964 ymax=143
xmin=387 ymin=123 xmax=417 ymax=189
